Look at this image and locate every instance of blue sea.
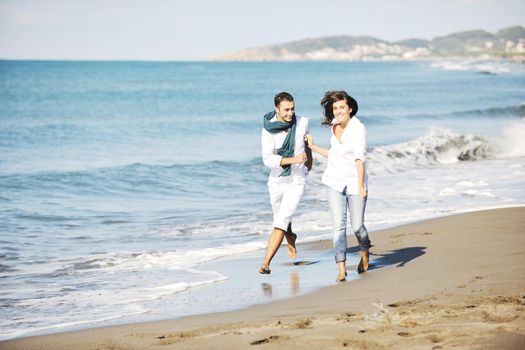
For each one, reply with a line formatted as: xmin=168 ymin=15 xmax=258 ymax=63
xmin=1 ymin=60 xmax=524 ymax=340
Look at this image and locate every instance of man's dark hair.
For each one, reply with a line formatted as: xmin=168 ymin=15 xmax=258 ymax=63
xmin=274 ymin=92 xmax=294 ymax=107
xmin=320 ymin=90 xmax=358 ymax=126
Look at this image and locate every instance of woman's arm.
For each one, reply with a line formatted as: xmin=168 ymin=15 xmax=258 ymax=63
xmin=353 ymin=124 xmax=367 ymax=198
xmin=305 ymin=134 xmax=329 ymax=158
xmin=355 ymin=159 xmax=367 ymax=198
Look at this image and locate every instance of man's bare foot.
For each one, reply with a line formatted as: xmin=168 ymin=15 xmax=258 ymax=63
xmin=259 ymin=265 xmax=271 ymax=274
xmin=285 ymin=232 xmax=297 ymax=259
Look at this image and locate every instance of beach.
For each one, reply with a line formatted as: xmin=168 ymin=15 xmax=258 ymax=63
xmin=2 ymin=207 xmax=524 ymax=350
xmin=2 ymin=60 xmax=524 ymax=340
xmin=1 ymin=60 xmax=524 ymax=345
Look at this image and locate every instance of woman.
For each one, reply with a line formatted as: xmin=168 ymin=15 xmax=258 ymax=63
xmin=306 ymin=90 xmax=370 ymax=282
xmin=260 ymin=91 xmax=312 ymax=274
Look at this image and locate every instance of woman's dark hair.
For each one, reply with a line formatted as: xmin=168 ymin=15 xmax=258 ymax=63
xmin=320 ymin=90 xmax=358 ymax=126
xmin=274 ymin=91 xmax=294 ymax=107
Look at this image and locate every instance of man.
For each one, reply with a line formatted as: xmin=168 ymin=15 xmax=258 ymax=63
xmin=259 ymin=92 xmax=312 ymax=274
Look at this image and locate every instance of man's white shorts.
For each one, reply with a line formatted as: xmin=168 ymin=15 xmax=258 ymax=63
xmin=268 ymin=180 xmax=306 ymax=231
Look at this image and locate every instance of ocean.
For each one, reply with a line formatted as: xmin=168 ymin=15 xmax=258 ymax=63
xmin=1 ymin=60 xmax=524 ymax=340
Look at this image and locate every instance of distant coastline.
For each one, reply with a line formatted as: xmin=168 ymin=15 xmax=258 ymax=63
xmin=212 ymin=26 xmax=525 ymax=62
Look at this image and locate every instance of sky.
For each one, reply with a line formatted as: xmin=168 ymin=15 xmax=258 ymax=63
xmin=0 ymin=0 xmax=524 ymax=60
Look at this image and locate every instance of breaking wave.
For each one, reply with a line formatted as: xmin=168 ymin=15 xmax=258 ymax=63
xmin=367 ymin=125 xmax=522 ymax=174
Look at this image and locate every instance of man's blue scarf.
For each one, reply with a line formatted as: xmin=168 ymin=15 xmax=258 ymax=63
xmin=263 ymin=111 xmax=296 ymax=177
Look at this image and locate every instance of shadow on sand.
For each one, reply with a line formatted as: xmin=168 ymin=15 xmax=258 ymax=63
xmin=260 ymin=247 xmax=426 ymax=298
xmin=345 ymin=246 xmax=427 ymax=271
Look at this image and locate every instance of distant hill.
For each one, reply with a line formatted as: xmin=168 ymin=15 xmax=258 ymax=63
xmin=213 ymin=26 xmax=525 ymax=61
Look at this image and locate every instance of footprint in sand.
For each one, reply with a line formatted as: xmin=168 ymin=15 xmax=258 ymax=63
xmin=250 ymin=335 xmax=280 ymax=345
xmin=390 ymin=231 xmax=432 ymax=239
xmin=457 ymin=275 xmax=485 ymax=288
xmin=280 ymin=318 xmax=314 ymax=329
xmin=293 ymin=318 xmax=313 ymax=329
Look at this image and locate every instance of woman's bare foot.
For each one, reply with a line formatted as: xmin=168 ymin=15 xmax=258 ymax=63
xmin=357 ymin=250 xmax=369 ymax=274
xmin=336 ymin=271 xmax=347 ymax=282
xmin=337 ymin=261 xmax=347 ymax=282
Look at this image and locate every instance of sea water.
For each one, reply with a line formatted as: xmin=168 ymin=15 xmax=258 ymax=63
xmin=1 ymin=60 xmax=524 ymax=340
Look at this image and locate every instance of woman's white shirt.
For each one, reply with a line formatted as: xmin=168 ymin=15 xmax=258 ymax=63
xmin=261 ymin=116 xmax=309 ymax=185
xmin=322 ymin=117 xmax=368 ymax=194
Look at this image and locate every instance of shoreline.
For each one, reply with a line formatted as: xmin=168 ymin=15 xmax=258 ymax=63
xmin=2 ymin=207 xmax=524 ymax=349
xmin=2 ymin=203 xmax=522 ymax=341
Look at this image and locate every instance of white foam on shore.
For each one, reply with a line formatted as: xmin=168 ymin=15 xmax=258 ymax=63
xmin=0 ymin=306 xmax=150 ymax=341
xmin=428 ymin=60 xmax=512 ymax=75
xmin=456 ymin=180 xmax=488 ymax=187
xmin=302 ymin=152 xmax=524 ymax=235
xmin=4 ymin=241 xmax=266 ymax=278
xmin=496 ymin=120 xmax=525 ymax=158
xmin=0 ymin=268 xmax=229 ymax=341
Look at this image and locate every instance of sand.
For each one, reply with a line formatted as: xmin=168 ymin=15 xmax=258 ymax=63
xmin=2 ymin=207 xmax=524 ymax=350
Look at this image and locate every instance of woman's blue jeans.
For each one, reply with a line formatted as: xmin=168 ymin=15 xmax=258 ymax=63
xmin=327 ymin=187 xmax=371 ymax=263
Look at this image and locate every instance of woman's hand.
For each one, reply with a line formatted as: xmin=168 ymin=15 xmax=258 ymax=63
xmin=358 ymin=185 xmax=367 ymax=198
xmin=355 ymin=159 xmax=367 ymax=198
xmin=305 ymin=134 xmax=329 ymax=158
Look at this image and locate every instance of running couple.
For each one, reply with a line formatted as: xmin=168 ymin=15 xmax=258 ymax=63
xmin=260 ymin=91 xmax=371 ymax=282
